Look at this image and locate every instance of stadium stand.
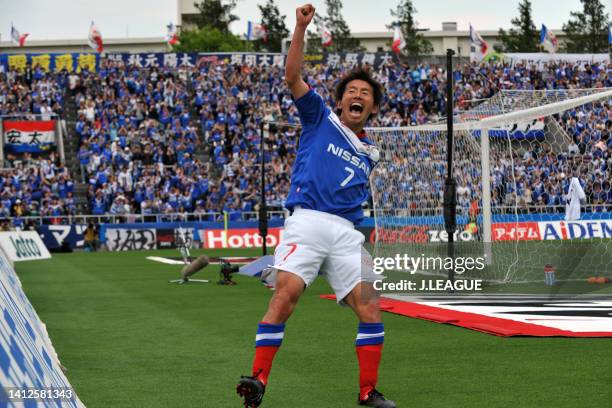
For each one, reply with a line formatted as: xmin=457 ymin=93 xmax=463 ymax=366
xmin=0 ymin=58 xmax=610 ymax=226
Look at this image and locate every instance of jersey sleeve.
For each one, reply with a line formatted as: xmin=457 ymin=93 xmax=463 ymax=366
xmin=294 ymin=89 xmax=327 ymax=128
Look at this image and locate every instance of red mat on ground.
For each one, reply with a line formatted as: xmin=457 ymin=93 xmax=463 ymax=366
xmin=320 ymin=295 xmax=612 ymax=337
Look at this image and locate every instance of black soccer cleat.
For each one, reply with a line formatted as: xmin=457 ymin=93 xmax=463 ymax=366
xmin=237 ymin=374 xmax=265 ymax=407
xmin=358 ymin=389 xmax=397 ymax=408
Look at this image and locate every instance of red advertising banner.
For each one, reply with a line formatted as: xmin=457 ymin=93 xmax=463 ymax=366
xmin=360 ymin=226 xmax=476 ymax=244
xmin=492 ymin=222 xmax=541 ymax=241
xmin=368 ymin=225 xmax=430 ymax=244
xmin=200 ymin=227 xmax=284 ymax=249
xmin=198 ymin=220 xmax=610 ymax=249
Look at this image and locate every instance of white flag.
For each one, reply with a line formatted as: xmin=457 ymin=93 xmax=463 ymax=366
xmin=392 ymin=26 xmax=406 ymax=54
xmin=87 ymin=21 xmax=104 ymax=53
xmin=10 ymin=24 xmax=28 ymax=47
xmin=469 ymin=24 xmax=489 ymax=62
xmin=321 ymin=29 xmax=332 ymax=47
xmin=165 ymin=22 xmax=179 ymax=46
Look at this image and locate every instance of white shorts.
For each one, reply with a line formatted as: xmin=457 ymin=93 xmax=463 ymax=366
xmin=270 ymin=208 xmax=374 ymax=303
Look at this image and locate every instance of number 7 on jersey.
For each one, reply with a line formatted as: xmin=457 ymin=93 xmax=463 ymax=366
xmin=340 ymin=167 xmax=355 ymax=187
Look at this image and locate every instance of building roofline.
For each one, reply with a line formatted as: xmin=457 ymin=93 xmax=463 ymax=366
xmin=348 ymin=29 xmax=564 ymax=38
xmin=0 ymin=37 xmax=165 ymax=49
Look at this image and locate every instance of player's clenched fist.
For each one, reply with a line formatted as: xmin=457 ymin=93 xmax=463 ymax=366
xmin=296 ymin=4 xmax=315 ymax=28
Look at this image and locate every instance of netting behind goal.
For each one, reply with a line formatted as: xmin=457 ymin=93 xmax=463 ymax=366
xmin=367 ymin=88 xmax=612 ymax=286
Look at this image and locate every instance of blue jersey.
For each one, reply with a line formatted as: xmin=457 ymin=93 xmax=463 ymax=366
xmin=285 ymin=89 xmax=377 ymax=224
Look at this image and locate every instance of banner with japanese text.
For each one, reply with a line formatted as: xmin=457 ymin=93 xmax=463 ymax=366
xmin=107 ymin=52 xmax=287 ymax=68
xmin=309 ymin=52 xmax=397 ymax=67
xmin=0 ymin=52 xmax=99 ymax=72
xmin=2 ymin=120 xmax=56 ymax=153
xmin=502 ymin=53 xmax=609 ymax=69
xmin=0 ymin=51 xmax=398 ymax=73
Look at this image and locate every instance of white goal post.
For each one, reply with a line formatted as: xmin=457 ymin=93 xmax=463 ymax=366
xmin=366 ymin=88 xmax=612 ymax=284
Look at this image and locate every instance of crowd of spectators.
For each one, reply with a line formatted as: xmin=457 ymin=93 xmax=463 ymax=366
xmin=0 ymin=57 xmax=610 ymax=222
xmin=72 ymin=60 xmax=297 ymax=219
xmin=0 ymin=65 xmax=66 ymax=117
xmin=0 ymin=152 xmax=75 ymax=227
xmin=0 ymin=67 xmax=76 ymax=225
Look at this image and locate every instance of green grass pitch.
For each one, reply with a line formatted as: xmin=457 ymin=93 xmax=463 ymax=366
xmin=15 ymin=249 xmax=611 ymax=407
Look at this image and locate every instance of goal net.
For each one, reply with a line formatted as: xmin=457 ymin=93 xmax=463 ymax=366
xmin=367 ymin=88 xmax=612 ymax=289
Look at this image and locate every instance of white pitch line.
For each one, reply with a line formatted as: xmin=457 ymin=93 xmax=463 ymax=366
xmin=146 ymin=256 xmax=185 ymax=265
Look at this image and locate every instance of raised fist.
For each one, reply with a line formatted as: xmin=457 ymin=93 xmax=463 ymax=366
xmin=296 ymin=4 xmax=315 ymax=28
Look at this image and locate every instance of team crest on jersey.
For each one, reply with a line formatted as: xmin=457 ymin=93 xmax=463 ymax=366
xmin=363 ymin=144 xmax=380 ymax=164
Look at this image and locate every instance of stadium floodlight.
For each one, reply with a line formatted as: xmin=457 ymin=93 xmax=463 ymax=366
xmin=367 ymin=87 xmax=612 ymax=287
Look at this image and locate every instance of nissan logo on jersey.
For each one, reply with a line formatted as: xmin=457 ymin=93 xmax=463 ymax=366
xmin=327 ymin=143 xmax=371 ymax=176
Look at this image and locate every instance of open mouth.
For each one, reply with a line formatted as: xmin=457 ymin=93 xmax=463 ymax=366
xmin=349 ymin=102 xmax=363 ymax=114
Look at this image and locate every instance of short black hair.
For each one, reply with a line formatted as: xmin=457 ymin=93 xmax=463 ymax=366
xmin=334 ymin=68 xmax=383 ymax=119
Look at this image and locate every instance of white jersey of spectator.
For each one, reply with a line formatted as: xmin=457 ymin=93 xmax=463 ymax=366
xmin=40 ymin=103 xmax=53 ymax=116
xmin=568 ymin=141 xmax=579 ymax=155
xmin=41 ymin=160 xmax=55 ymax=179
xmin=110 ymin=201 xmax=127 ymax=215
xmin=84 ymin=102 xmax=95 ymax=122
xmin=69 ymin=73 xmax=79 ymax=90
xmin=118 ymin=170 xmax=133 ymax=192
xmin=90 ymin=153 xmax=102 ymax=173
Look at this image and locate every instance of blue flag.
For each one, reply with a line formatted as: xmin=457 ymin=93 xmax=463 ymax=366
xmin=246 ymin=21 xmax=267 ymax=41
xmin=539 ymin=24 xmax=558 ymax=53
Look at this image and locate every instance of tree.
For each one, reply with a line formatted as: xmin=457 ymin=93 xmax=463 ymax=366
xmin=173 ymin=26 xmax=247 ymax=52
xmin=387 ymin=0 xmax=433 ymax=56
xmin=322 ymin=0 xmax=362 ymax=52
xmin=305 ymin=12 xmax=325 ymax=54
xmin=562 ymin=0 xmax=610 ymax=52
xmin=497 ymin=0 xmax=539 ymax=52
xmin=188 ymin=0 xmax=239 ymax=34
xmin=255 ymin=0 xmax=289 ymax=52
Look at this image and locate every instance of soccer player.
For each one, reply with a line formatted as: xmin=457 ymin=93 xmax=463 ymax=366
xmin=237 ymin=4 xmax=395 ymax=408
